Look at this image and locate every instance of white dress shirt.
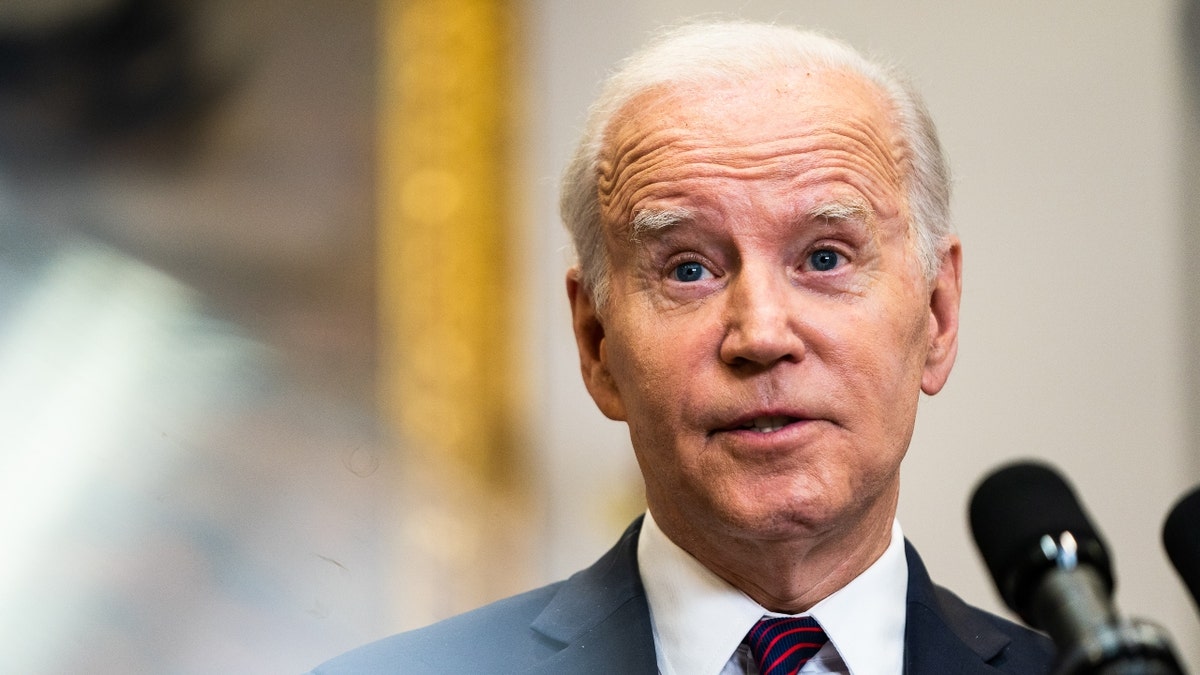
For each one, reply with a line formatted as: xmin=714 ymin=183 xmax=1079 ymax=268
xmin=637 ymin=510 xmax=908 ymax=675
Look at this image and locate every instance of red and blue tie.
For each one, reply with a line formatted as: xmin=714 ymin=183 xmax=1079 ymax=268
xmin=746 ymin=616 xmax=829 ymax=675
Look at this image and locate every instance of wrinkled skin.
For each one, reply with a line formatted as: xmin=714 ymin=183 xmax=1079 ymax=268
xmin=568 ymin=68 xmax=962 ymax=612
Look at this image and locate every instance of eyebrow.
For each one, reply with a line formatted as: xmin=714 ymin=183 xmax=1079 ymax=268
xmin=629 ymin=207 xmax=694 ymax=240
xmin=805 ymin=197 xmax=874 ymax=223
xmin=628 ymin=198 xmax=876 ymax=241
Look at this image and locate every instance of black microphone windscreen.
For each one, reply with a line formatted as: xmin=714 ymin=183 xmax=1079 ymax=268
xmin=968 ymin=460 xmax=1111 ymax=616
xmin=1162 ymin=484 xmax=1200 ymax=611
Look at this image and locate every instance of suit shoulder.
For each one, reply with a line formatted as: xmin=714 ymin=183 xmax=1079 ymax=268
xmin=931 ymin=584 xmax=1056 ymax=672
xmin=308 ymin=582 xmax=564 ymax=674
xmin=310 ymin=518 xmax=653 ymax=674
xmin=903 ymin=540 xmax=1054 ymax=673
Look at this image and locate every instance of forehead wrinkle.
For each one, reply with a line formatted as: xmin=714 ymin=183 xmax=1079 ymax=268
xmin=793 ymin=116 xmax=904 ymax=198
xmin=597 ymin=116 xmax=692 ymax=209
xmin=839 ymin=107 xmax=905 ymax=181
xmin=597 ymin=85 xmax=908 ymax=234
xmin=605 ymin=123 xmax=902 ymax=192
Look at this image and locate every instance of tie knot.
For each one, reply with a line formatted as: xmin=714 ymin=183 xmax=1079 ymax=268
xmin=746 ymin=616 xmax=829 ymax=675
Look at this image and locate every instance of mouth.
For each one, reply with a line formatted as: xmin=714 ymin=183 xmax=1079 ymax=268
xmin=712 ymin=413 xmax=807 ymax=436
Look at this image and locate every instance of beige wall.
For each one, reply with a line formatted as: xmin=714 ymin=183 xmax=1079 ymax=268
xmin=523 ymin=1 xmax=1200 ymax=668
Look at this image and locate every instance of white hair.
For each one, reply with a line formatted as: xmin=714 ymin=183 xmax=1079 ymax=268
xmin=559 ymin=21 xmax=953 ymax=311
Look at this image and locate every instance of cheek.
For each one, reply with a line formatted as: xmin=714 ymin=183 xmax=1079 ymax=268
xmin=867 ymin=283 xmax=931 ymax=376
xmin=604 ymin=309 xmax=716 ymax=430
xmin=833 ymin=300 xmax=929 ymax=428
xmin=604 ymin=328 xmax=693 ymax=486
xmin=604 ymin=317 xmax=678 ymax=412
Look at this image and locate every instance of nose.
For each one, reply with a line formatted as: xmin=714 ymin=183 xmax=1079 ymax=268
xmin=718 ymin=265 xmax=806 ymax=368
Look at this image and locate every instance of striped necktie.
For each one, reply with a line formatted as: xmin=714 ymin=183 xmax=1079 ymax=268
xmin=746 ymin=616 xmax=829 ymax=675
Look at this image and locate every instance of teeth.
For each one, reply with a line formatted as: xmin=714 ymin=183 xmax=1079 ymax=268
xmin=742 ymin=415 xmax=792 ymax=433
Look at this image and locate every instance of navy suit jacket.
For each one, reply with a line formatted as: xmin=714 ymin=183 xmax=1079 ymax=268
xmin=311 ymin=518 xmax=1054 ymax=674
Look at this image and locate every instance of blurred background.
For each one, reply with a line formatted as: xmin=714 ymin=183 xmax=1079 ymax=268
xmin=0 ymin=1 xmax=1197 ymax=673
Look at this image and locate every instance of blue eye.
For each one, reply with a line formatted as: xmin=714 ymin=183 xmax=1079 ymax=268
xmin=672 ymin=261 xmax=709 ymax=282
xmin=809 ymin=249 xmax=841 ymax=272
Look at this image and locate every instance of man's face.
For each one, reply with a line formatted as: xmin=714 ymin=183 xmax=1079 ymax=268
xmin=568 ymin=68 xmax=961 ymax=549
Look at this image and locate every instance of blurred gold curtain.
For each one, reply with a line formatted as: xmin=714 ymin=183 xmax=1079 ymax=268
xmin=378 ymin=0 xmax=530 ymax=622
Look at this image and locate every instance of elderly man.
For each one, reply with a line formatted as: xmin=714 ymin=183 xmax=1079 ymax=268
xmin=314 ymin=21 xmax=1055 ymax=674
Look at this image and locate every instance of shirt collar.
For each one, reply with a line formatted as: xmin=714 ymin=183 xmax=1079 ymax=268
xmin=637 ymin=510 xmax=908 ymax=675
xmin=805 ymin=518 xmax=908 ymax=674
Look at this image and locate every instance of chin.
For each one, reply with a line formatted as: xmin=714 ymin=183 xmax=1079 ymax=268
xmin=717 ymin=492 xmax=846 ymax=541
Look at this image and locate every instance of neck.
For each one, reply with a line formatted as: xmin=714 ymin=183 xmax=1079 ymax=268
xmin=653 ymin=492 xmax=898 ymax=614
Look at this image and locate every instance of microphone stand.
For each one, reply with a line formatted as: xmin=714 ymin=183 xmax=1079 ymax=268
xmin=1032 ymin=533 xmax=1185 ymax=675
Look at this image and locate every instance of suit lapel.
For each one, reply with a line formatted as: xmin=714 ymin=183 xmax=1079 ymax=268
xmin=527 ymin=518 xmax=658 ymax=674
xmin=903 ymin=541 xmax=1012 ymax=674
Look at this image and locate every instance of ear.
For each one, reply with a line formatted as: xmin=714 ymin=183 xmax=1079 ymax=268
xmin=921 ymin=237 xmax=962 ymax=395
xmin=566 ymin=269 xmax=626 ymax=420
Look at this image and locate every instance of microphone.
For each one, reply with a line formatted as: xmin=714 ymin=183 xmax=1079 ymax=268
xmin=969 ymin=461 xmax=1185 ymax=674
xmin=1163 ymin=484 xmax=1200 ymax=614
